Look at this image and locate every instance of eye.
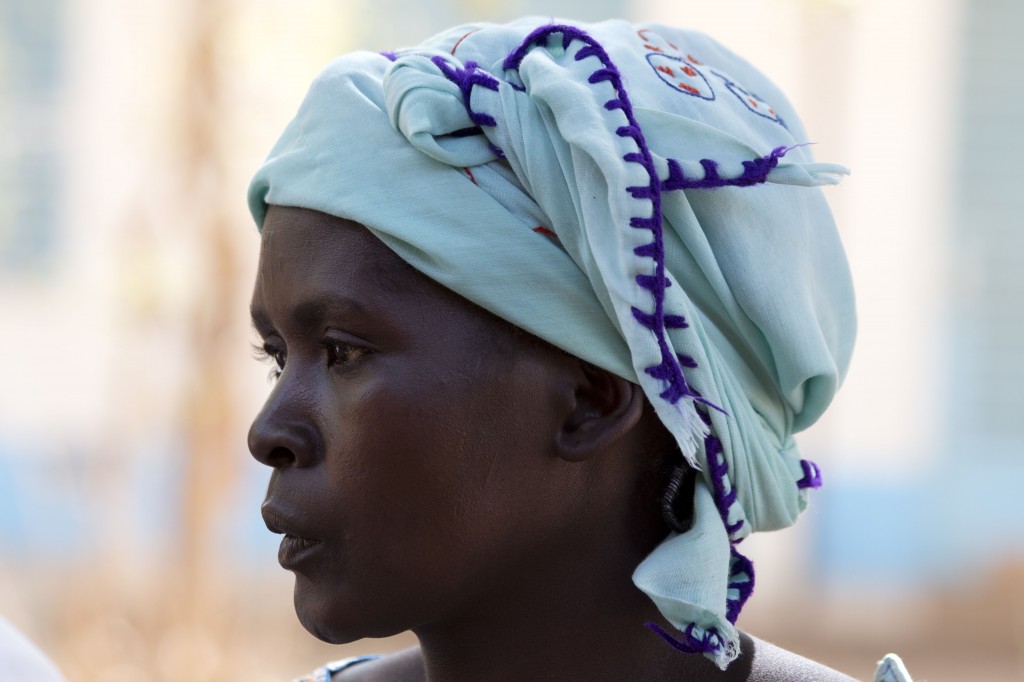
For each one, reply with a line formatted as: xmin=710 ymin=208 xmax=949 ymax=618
xmin=252 ymin=340 xmax=286 ymax=381
xmin=324 ymin=338 xmax=367 ymax=368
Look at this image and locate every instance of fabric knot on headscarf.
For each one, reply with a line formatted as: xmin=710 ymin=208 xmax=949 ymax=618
xmin=249 ymin=17 xmax=856 ymax=669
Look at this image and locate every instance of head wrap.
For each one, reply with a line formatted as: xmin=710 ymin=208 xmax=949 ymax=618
xmin=248 ymin=17 xmax=855 ymax=669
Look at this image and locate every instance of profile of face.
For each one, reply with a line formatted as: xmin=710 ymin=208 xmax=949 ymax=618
xmin=248 ymin=206 xmax=665 ymax=644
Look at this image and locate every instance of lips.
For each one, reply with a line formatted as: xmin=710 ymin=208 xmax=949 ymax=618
xmin=262 ymin=503 xmax=323 ymax=568
xmin=277 ymin=533 xmax=323 ymax=567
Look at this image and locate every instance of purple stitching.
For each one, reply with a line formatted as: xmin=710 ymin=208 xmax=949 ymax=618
xmin=428 ymin=57 xmax=507 ymax=159
xmin=663 ymin=146 xmax=789 ymax=190
xmin=726 ymin=545 xmax=755 ymax=624
xmin=429 ymin=56 xmax=500 ymax=127
xmin=644 ymin=621 xmax=722 ymax=655
xmin=797 ymin=459 xmax=823 ymax=489
xmin=647 ymin=420 xmax=756 ymax=648
xmin=503 ymin=24 xmax=712 ymax=411
xmin=696 ymin=404 xmax=755 ymax=624
xmin=704 ymin=424 xmax=745 ymax=538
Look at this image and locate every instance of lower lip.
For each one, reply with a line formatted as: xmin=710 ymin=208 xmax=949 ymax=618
xmin=278 ymin=534 xmax=323 ymax=568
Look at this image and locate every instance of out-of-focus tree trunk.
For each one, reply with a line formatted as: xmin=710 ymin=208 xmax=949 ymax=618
xmin=175 ymin=0 xmax=240 ymax=673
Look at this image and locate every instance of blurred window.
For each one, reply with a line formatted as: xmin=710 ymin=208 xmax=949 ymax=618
xmin=0 ymin=0 xmax=66 ymax=274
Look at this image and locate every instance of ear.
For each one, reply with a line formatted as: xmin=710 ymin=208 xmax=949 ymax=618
xmin=556 ymin=361 xmax=646 ymax=463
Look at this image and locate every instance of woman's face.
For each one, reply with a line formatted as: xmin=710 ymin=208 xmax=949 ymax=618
xmin=248 ymin=206 xmax=589 ymax=643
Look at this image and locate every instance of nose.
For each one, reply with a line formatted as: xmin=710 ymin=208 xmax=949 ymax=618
xmin=247 ymin=379 xmax=319 ymax=469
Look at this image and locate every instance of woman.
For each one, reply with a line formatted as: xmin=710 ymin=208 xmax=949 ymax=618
xmin=247 ymin=17 xmax=910 ymax=681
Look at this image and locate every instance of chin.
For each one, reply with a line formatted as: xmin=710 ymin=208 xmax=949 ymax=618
xmin=299 ymin=614 xmax=357 ymax=644
xmin=293 ymin=577 xmax=404 ymax=644
xmin=294 ymin=580 xmax=353 ymax=643
xmin=295 ymin=596 xmax=358 ymax=644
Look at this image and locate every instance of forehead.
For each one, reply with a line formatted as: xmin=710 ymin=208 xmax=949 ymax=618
xmin=250 ymin=206 xmax=518 ymax=346
xmin=257 ymin=206 xmax=417 ymax=294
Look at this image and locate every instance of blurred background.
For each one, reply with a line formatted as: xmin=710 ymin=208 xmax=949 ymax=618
xmin=1 ymin=0 xmax=1022 ymax=679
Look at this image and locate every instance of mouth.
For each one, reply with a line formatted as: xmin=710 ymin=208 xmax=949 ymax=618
xmin=261 ymin=504 xmax=323 ymax=568
xmin=277 ymin=533 xmax=323 ymax=568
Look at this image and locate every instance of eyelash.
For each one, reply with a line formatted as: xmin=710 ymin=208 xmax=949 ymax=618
xmin=251 ymin=342 xmax=285 ymax=382
xmin=251 ymin=339 xmax=366 ymax=381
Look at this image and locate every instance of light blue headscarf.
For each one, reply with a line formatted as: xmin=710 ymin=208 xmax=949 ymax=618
xmin=249 ymin=17 xmax=855 ymax=669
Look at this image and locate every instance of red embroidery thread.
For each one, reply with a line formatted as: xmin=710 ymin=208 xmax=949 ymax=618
xmin=450 ymin=29 xmax=480 ymax=56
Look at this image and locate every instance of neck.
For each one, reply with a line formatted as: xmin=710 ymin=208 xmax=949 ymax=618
xmin=412 ymin=534 xmax=715 ymax=682
xmin=410 ymin=435 xmax=746 ymax=681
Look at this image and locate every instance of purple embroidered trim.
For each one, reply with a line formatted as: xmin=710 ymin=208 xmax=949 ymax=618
xmin=663 ymin=146 xmax=789 ymax=190
xmin=644 ymin=621 xmax=723 ymax=655
xmin=429 ymin=57 xmax=500 ymax=126
xmin=429 ymin=56 xmax=505 ymax=158
xmin=698 ymin=405 xmax=755 ymax=623
xmin=797 ymin=459 xmax=823 ymax=489
xmin=503 ymin=24 xmax=712 ymax=411
xmin=380 ymin=51 xmax=397 ymax=62
xmin=705 ymin=427 xmax=745 ymax=538
xmin=646 ymin=422 xmax=756 ymax=649
xmin=726 ymin=545 xmax=755 ymax=624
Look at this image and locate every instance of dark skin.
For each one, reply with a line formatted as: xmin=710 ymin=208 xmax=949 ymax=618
xmin=248 ymin=206 xmax=856 ymax=682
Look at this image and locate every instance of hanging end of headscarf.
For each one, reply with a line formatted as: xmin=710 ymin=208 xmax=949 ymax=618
xmin=769 ymin=159 xmax=850 ymax=187
xmin=633 ymin=482 xmax=744 ymax=669
xmin=644 ymin=620 xmax=740 ymax=670
xmin=771 ymin=143 xmax=850 ymax=187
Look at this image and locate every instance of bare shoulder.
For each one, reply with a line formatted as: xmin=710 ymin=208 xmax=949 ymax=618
xmin=330 ymin=647 xmax=424 ymax=682
xmin=743 ymin=633 xmax=859 ymax=682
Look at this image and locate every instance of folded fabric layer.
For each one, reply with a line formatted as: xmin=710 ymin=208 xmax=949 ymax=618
xmin=249 ymin=17 xmax=855 ymax=669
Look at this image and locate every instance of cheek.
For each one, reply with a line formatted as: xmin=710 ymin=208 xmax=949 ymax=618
xmin=339 ymin=376 xmax=493 ymax=521
xmin=329 ymin=365 xmax=539 ymax=554
xmin=293 ymin=352 xmax=585 ymax=639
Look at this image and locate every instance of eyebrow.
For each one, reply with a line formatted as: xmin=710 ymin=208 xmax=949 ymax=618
xmin=250 ymin=294 xmax=370 ymax=336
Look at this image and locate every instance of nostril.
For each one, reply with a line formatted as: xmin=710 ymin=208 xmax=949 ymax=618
xmin=247 ymin=420 xmax=289 ymax=468
xmin=265 ymin=445 xmax=297 ymax=469
xmin=247 ymin=413 xmax=318 ymax=469
xmin=248 ymin=424 xmax=299 ymax=468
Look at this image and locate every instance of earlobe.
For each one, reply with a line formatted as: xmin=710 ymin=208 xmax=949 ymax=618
xmin=556 ymin=362 xmax=645 ymax=463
